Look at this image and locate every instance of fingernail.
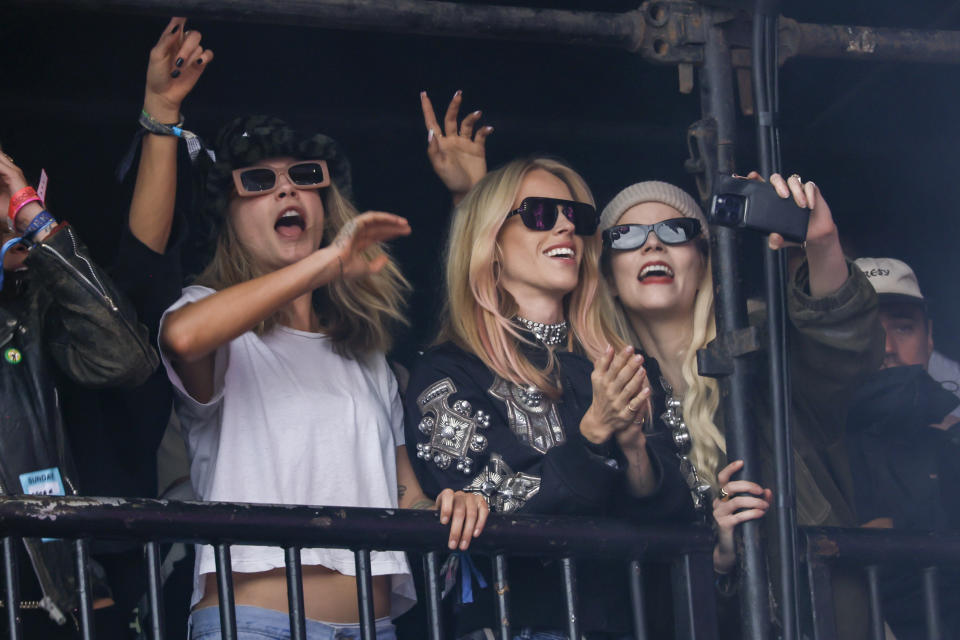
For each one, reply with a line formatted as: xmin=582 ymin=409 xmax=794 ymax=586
xmin=428 ymin=129 xmax=434 ymax=142
xmin=454 ymin=89 xmax=462 ymax=97
xmin=175 ymin=57 xmax=184 ymax=67
xmin=460 ymin=541 xmax=469 ymax=550
xmin=473 ymin=110 xmax=481 ymax=116
xmin=474 ymin=529 xmax=481 ymax=536
xmin=171 ymin=24 xmax=180 ymax=34
xmin=634 ymin=354 xmax=643 ymax=363
xmin=487 ymin=126 xmax=494 ymax=132
xmin=440 ymin=515 xmax=447 ymax=524
xmin=170 ymin=70 xmax=181 ymax=78
xmin=449 ymin=540 xmax=456 ymax=549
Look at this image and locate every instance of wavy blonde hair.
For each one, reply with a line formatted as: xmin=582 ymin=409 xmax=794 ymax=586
xmin=195 ymin=182 xmax=409 ymax=356
xmin=598 ymin=235 xmax=727 ymax=488
xmin=437 ymin=157 xmax=610 ymax=398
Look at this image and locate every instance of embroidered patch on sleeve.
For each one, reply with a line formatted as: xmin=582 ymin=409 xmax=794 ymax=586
xmin=415 ymin=378 xmax=490 ymax=474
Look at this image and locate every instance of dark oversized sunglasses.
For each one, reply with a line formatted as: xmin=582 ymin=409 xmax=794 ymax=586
xmin=231 ymin=159 xmax=331 ymax=196
xmin=602 ymin=218 xmax=702 ymax=250
xmin=506 ymin=197 xmax=599 ymax=236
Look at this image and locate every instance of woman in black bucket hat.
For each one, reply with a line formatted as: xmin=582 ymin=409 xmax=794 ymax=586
xmin=130 ymin=17 xmax=488 ymax=639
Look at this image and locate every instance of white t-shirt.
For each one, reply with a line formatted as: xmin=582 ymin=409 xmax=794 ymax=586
xmin=159 ymin=285 xmax=415 ymax=616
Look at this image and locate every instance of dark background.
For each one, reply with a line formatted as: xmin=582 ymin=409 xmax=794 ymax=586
xmin=3 ymin=0 xmax=960 ymax=365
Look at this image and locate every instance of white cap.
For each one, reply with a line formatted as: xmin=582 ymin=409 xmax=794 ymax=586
xmin=854 ymin=257 xmax=924 ymax=305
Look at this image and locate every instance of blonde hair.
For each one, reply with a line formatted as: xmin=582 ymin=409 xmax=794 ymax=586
xmin=437 ymin=157 xmax=610 ymax=398
xmin=599 ymin=236 xmax=727 ymax=488
xmin=195 ymin=182 xmax=409 ymax=356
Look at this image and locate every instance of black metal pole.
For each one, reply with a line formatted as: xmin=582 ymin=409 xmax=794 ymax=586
xmin=752 ymin=2 xmax=801 ymax=639
xmin=865 ymin=565 xmax=884 ymax=640
xmin=2 ymin=537 xmax=21 ymax=640
xmin=698 ymin=9 xmax=771 ymax=640
xmin=214 ymin=544 xmax=238 ymax=640
xmin=629 ymin=560 xmax=649 ymax=640
xmin=74 ymin=539 xmax=95 ymax=640
xmin=423 ymin=552 xmax=444 ymax=640
xmin=561 ymin=557 xmax=579 ymax=640
xmin=144 ymin=541 xmax=166 ymax=640
xmin=493 ymin=554 xmax=511 ymax=640
xmin=354 ymin=549 xmax=376 ymax=640
xmin=922 ymin=566 xmax=942 ymax=640
xmin=284 ymin=547 xmax=306 ymax=640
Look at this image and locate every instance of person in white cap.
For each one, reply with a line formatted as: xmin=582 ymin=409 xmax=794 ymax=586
xmin=855 ymin=256 xmax=960 ymax=423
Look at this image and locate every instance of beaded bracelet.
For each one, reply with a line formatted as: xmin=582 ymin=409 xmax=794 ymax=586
xmin=7 ymin=186 xmax=42 ymax=224
xmin=22 ymin=210 xmax=56 ymax=241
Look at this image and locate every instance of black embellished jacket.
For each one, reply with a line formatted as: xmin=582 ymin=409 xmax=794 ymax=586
xmin=403 ymin=340 xmax=695 ymax=635
xmin=0 ymin=224 xmax=157 ymax=623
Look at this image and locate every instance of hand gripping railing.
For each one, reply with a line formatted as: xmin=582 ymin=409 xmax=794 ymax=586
xmin=0 ymin=496 xmax=717 ymax=640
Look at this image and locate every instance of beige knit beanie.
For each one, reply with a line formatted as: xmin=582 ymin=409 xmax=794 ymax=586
xmin=599 ymin=181 xmax=708 ymax=237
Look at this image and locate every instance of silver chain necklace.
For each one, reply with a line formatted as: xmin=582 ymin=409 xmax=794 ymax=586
xmin=660 ymin=376 xmax=714 ymax=512
xmin=513 ymin=316 xmax=569 ymax=346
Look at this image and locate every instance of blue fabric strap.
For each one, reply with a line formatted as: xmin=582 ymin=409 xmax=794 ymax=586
xmin=457 ymin=551 xmax=488 ymax=604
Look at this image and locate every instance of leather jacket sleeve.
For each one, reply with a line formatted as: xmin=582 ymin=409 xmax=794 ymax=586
xmin=24 ymin=223 xmax=158 ymax=388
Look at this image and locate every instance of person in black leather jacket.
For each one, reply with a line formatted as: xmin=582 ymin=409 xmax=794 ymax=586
xmin=0 ymin=149 xmax=157 ymax=637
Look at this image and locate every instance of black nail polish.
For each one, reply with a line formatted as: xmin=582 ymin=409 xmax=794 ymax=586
xmin=170 ymin=70 xmax=181 ymax=78
xmin=171 ymin=24 xmax=180 ymax=34
xmin=175 ymin=57 xmax=184 ymax=67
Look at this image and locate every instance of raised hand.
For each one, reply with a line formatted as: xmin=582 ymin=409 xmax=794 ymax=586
xmin=0 ymin=151 xmax=30 ymax=215
xmin=328 ymin=212 xmax=411 ymax=280
xmin=580 ymin=345 xmax=651 ymax=444
xmin=712 ymin=459 xmax=773 ymax=574
xmin=436 ymin=488 xmax=490 ymax=551
xmin=746 ymin=170 xmax=846 ymax=296
xmin=144 ymin=17 xmax=215 ymax=123
xmin=421 ymin=90 xmax=493 ymax=203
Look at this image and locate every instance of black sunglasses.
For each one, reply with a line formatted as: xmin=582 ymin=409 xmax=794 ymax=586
xmin=506 ymin=197 xmax=599 ymax=236
xmin=602 ymin=218 xmax=702 ymax=250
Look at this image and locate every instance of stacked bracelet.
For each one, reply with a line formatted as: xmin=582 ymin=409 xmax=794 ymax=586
xmin=7 ymin=186 xmax=42 ymax=224
xmin=22 ymin=210 xmax=56 ymax=241
xmin=138 ymin=109 xmax=212 ymax=162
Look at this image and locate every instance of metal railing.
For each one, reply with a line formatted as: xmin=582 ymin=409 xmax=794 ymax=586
xmin=0 ymin=496 xmax=718 ymax=640
xmin=802 ymin=527 xmax=960 ymax=640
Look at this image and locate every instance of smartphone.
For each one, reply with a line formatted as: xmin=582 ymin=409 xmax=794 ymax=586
xmin=709 ymin=174 xmax=810 ymax=243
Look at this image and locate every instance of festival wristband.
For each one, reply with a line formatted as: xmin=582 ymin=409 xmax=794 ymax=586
xmin=8 ymin=187 xmax=42 ymax=223
xmin=139 ymin=109 xmax=210 ymax=162
xmin=23 ymin=210 xmax=56 ymax=241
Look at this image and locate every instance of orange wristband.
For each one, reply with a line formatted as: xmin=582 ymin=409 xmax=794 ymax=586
xmin=8 ymin=187 xmax=41 ymax=224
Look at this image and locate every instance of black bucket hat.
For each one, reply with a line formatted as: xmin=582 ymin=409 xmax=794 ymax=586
xmin=194 ymin=115 xmax=353 ymax=258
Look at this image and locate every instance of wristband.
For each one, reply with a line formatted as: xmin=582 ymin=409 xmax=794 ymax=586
xmin=138 ymin=109 xmax=212 ymax=162
xmin=8 ymin=187 xmax=42 ymax=223
xmin=0 ymin=236 xmax=26 ymax=292
xmin=23 ymin=210 xmax=56 ymax=241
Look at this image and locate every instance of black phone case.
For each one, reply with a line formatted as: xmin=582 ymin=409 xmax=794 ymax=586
xmin=712 ymin=174 xmax=810 ymax=242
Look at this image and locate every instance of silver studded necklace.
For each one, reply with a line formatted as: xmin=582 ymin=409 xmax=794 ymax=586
xmin=513 ymin=316 xmax=569 ymax=347
xmin=660 ymin=376 xmax=714 ymax=512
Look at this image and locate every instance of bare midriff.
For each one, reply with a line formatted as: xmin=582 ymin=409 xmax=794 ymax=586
xmin=194 ymin=565 xmax=392 ymax=623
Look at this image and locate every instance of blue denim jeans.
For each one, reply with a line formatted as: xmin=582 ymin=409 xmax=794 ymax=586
xmin=189 ymin=605 xmax=397 ymax=640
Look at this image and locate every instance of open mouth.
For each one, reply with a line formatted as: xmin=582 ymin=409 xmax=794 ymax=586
xmin=274 ymin=209 xmax=306 ymax=238
xmin=638 ymin=262 xmax=675 ymax=281
xmin=544 ymin=246 xmax=576 ymax=260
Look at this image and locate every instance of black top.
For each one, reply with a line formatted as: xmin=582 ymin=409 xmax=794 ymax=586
xmin=404 ymin=339 xmax=695 ymax=635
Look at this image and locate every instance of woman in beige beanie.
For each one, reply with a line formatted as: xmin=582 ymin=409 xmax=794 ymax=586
xmin=597 ymin=174 xmax=881 ymax=638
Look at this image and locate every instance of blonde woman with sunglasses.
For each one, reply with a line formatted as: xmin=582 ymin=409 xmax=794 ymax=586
xmin=596 ymin=175 xmax=881 ymax=639
xmin=133 ymin=19 xmax=486 ymax=640
xmin=404 ymin=93 xmax=695 ymax=639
